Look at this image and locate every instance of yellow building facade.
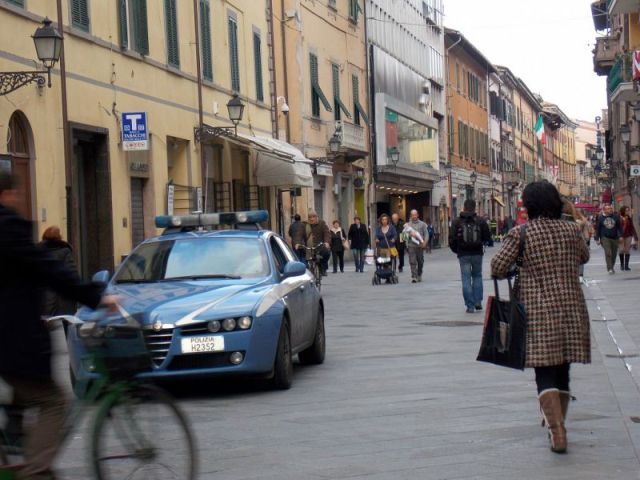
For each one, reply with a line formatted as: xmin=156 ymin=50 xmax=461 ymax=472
xmin=0 ymin=0 xmax=308 ymax=276
xmin=272 ymin=0 xmax=370 ymax=231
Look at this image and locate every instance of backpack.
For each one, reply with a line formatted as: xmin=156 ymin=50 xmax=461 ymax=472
xmin=456 ymin=218 xmax=483 ymax=249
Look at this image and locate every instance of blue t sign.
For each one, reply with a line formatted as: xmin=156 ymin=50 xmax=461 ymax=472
xmin=121 ymin=112 xmax=149 ymax=151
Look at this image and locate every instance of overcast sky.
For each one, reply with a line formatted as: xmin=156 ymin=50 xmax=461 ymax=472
xmin=444 ymin=0 xmax=607 ymax=122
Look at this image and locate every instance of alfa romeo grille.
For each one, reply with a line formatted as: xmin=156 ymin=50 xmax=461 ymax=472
xmin=143 ymin=328 xmax=174 ymax=366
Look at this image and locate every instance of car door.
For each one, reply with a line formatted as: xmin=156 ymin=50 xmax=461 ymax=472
xmin=269 ymin=236 xmax=305 ymax=348
xmin=275 ymin=236 xmax=317 ymax=348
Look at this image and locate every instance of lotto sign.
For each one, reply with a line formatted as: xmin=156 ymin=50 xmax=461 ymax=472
xmin=122 ymin=112 xmax=149 ymax=151
xmin=631 ymin=165 xmax=640 ymax=177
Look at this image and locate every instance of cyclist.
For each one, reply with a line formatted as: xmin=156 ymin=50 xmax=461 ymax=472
xmin=307 ymin=211 xmax=331 ymax=276
xmin=0 ymin=172 xmax=117 ymax=480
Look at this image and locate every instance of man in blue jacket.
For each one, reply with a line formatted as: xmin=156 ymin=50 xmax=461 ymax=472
xmin=594 ymin=204 xmax=623 ymax=274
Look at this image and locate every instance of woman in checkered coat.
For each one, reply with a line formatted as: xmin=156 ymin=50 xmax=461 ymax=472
xmin=491 ymin=181 xmax=590 ymax=454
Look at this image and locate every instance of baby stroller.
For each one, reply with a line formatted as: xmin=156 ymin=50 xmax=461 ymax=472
xmin=372 ymin=248 xmax=398 ymax=285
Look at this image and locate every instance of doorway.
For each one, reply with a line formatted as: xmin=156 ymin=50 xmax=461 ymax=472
xmin=72 ymin=128 xmax=114 ymax=277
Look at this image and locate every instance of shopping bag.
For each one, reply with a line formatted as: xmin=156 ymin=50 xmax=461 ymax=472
xmin=364 ymin=248 xmax=374 ymax=265
xmin=476 ymin=277 xmax=527 ymax=370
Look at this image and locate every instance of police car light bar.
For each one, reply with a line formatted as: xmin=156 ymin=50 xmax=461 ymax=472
xmin=155 ymin=210 xmax=269 ymax=229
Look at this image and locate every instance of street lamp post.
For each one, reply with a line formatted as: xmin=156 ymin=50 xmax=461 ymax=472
xmin=226 ymin=94 xmax=245 ymax=136
xmin=387 ymin=147 xmax=400 ymax=169
xmin=328 ymin=133 xmax=341 ymax=155
xmin=469 ymin=170 xmax=477 ymax=201
xmin=444 ymin=162 xmax=453 ymax=222
xmin=0 ymin=18 xmax=63 ymax=95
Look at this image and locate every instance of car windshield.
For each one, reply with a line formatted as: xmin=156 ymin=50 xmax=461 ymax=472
xmin=114 ymin=237 xmax=270 ymax=283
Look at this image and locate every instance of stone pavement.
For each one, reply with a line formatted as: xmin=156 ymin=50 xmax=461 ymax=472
xmin=4 ymin=243 xmax=640 ymax=479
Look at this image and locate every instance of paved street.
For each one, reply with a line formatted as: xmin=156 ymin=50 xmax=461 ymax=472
xmin=7 ymin=245 xmax=640 ymax=479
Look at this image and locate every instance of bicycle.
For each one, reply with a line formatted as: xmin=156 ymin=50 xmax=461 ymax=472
xmin=298 ymin=243 xmax=325 ymax=291
xmin=0 ymin=313 xmax=197 ymax=480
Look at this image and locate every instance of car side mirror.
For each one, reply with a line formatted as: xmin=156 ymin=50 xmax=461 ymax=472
xmin=92 ymin=270 xmax=110 ymax=284
xmin=281 ymin=261 xmax=306 ymax=279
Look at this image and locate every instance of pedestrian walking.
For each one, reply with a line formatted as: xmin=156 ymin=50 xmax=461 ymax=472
xmin=594 ymin=204 xmax=623 ymax=274
xmin=426 ymin=218 xmax=435 ymax=253
xmin=391 ymin=213 xmax=405 ymax=272
xmin=38 ymin=226 xmax=79 ymax=318
xmin=491 ymin=181 xmax=590 ymax=454
xmin=374 ymin=214 xmax=397 ymax=254
xmin=449 ymin=199 xmax=491 ymax=313
xmin=0 ymin=171 xmax=117 ymax=479
xmin=618 ymin=206 xmax=638 ymax=271
xmin=404 ymin=209 xmax=428 ymax=283
xmin=330 ymin=220 xmax=347 ymax=273
xmin=561 ymin=200 xmax=592 ymax=280
xmin=308 ymin=211 xmax=331 ymax=276
xmin=348 ymin=216 xmax=369 ymax=273
xmin=288 ymin=214 xmax=310 ymax=262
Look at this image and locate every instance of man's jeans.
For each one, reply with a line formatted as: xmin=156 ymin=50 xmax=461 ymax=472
xmin=601 ymin=237 xmax=619 ymax=271
xmin=352 ymin=248 xmax=365 ymax=272
xmin=459 ymin=255 xmax=483 ymax=309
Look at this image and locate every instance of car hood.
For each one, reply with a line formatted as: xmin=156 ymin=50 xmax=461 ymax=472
xmin=99 ymin=281 xmax=271 ymax=327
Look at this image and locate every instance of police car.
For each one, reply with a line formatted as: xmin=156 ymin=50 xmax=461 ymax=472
xmin=67 ymin=211 xmax=325 ymax=390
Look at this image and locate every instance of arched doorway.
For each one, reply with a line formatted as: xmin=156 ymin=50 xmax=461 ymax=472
xmin=6 ymin=111 xmax=34 ymax=220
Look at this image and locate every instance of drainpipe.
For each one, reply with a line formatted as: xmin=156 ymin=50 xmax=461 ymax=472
xmin=193 ymin=0 xmax=205 ymax=210
xmin=56 ymin=0 xmax=75 ymax=254
xmin=363 ymin=0 xmax=374 ymax=227
xmin=445 ymin=31 xmax=462 ymax=222
xmin=279 ymin=0 xmax=291 ymax=143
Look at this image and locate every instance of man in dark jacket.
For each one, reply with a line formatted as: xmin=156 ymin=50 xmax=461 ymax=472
xmin=449 ymin=199 xmax=492 ymax=313
xmin=288 ymin=214 xmax=309 ymax=262
xmin=391 ymin=213 xmax=405 ymax=272
xmin=594 ymin=204 xmax=623 ymax=274
xmin=0 ymin=172 xmax=112 ymax=479
xmin=348 ymin=216 xmax=370 ymax=272
xmin=308 ymin=211 xmax=331 ymax=276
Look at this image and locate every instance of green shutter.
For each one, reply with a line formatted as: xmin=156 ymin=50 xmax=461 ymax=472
xmin=349 ymin=0 xmax=361 ymax=22
xmin=165 ymin=0 xmax=179 ymax=67
xmin=310 ymin=53 xmax=332 ymax=115
xmin=253 ymin=32 xmax=264 ymax=102
xmin=332 ymin=64 xmax=351 ymax=120
xmin=352 ymin=75 xmax=360 ymax=125
xmin=71 ymin=0 xmax=90 ymax=32
xmin=7 ymin=0 xmax=24 ymax=7
xmin=200 ymin=0 xmax=213 ymax=81
xmin=228 ymin=16 xmax=240 ymax=92
xmin=133 ymin=0 xmax=149 ymax=55
xmin=118 ymin=0 xmax=128 ymax=48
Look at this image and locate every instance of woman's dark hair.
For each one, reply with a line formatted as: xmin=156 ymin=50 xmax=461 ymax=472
xmin=522 ymin=181 xmax=562 ymax=220
xmin=620 ymin=205 xmax=629 ymax=216
xmin=378 ymin=213 xmax=390 ymax=224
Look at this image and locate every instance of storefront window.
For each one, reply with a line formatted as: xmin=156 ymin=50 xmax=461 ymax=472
xmin=385 ymin=109 xmax=437 ymax=167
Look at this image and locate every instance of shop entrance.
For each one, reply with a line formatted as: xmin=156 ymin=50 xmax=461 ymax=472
xmin=72 ymin=127 xmax=114 ymax=277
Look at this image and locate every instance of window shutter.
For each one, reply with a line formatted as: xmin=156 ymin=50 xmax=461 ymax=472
xmin=352 ymin=75 xmax=360 ymax=125
xmin=253 ymin=33 xmax=264 ymax=102
xmin=332 ymin=64 xmax=340 ymax=121
xmin=310 ymin=54 xmax=320 ymax=117
xmin=133 ymin=0 xmax=149 ymax=55
xmin=71 ymin=0 xmax=90 ymax=31
xmin=118 ymin=0 xmax=128 ymax=49
xmin=200 ymin=0 xmax=213 ymax=81
xmin=228 ymin=16 xmax=240 ymax=92
xmin=165 ymin=0 xmax=180 ymax=67
xmin=6 ymin=0 xmax=24 ymax=6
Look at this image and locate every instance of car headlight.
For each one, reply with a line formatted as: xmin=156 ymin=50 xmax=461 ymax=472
xmin=222 ymin=318 xmax=237 ymax=331
xmin=207 ymin=320 xmax=221 ymax=333
xmin=237 ymin=316 xmax=252 ymax=330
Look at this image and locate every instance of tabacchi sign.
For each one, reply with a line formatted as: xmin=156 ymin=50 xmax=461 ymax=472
xmin=122 ymin=112 xmax=149 ymax=151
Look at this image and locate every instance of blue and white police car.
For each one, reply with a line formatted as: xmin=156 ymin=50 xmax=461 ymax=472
xmin=67 ymin=211 xmax=325 ymax=390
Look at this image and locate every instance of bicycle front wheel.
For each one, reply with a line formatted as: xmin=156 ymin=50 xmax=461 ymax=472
xmin=91 ymin=385 xmax=196 ymax=480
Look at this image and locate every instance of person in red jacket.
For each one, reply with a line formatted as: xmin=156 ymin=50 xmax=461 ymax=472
xmin=619 ymin=206 xmax=638 ymax=271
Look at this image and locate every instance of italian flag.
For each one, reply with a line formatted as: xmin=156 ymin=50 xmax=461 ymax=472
xmin=534 ymin=114 xmax=545 ymax=145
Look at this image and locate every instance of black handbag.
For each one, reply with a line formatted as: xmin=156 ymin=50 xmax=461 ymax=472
xmin=476 ymin=225 xmax=527 ymax=370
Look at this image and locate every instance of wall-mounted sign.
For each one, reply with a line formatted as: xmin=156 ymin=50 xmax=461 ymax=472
xmin=630 ymin=165 xmax=640 ymax=177
xmin=167 ymin=184 xmax=175 ymax=216
xmin=122 ymin=112 xmax=149 ymax=151
xmin=633 ymin=51 xmax=640 ymax=82
xmin=316 ymin=164 xmax=333 ymax=177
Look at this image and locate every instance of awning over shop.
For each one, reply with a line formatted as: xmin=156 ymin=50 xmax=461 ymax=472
xmin=196 ymin=125 xmax=313 ymax=188
xmin=574 ymin=202 xmax=598 ymax=212
xmin=491 ymin=196 xmax=505 ymax=207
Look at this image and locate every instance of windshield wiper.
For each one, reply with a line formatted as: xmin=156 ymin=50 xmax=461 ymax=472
xmin=114 ymin=279 xmax=159 ymax=284
xmin=160 ymin=274 xmax=242 ymax=281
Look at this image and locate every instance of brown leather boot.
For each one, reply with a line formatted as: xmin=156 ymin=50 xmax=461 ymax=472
xmin=559 ymin=390 xmax=571 ymax=421
xmin=539 ymin=389 xmax=567 ymax=453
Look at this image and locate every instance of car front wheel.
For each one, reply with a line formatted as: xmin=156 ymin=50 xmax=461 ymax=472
xmin=298 ymin=307 xmax=325 ymax=365
xmin=268 ymin=319 xmax=293 ymax=390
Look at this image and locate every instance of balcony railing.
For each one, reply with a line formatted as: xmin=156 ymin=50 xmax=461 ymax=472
xmin=594 ymin=36 xmax=617 ymax=75
xmin=607 ymin=55 xmax=631 ymax=95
